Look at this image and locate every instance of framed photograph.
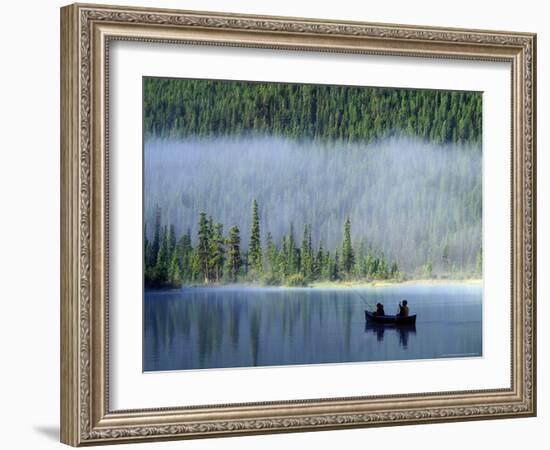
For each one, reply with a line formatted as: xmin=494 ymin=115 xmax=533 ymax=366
xmin=60 ymin=3 xmax=536 ymax=446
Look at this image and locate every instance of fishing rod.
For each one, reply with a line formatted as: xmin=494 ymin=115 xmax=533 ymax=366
xmin=350 ymin=286 xmax=406 ymax=315
xmin=349 ymin=285 xmax=377 ymax=311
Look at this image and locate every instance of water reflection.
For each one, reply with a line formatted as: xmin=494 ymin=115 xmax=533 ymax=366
xmin=144 ymin=284 xmax=482 ymax=371
xmin=364 ymin=322 xmax=417 ymax=348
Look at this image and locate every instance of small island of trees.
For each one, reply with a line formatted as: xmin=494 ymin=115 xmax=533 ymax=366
xmin=144 ymin=199 xmax=405 ymax=289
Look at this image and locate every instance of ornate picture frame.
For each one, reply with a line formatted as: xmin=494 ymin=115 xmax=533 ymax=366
xmin=60 ymin=2 xmax=536 ymax=446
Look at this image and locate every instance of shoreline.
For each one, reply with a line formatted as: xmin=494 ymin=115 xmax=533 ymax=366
xmin=147 ymin=278 xmax=482 ymax=291
xmin=308 ymin=278 xmax=482 ymax=289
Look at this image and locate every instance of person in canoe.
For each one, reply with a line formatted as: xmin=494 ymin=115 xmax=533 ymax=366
xmin=375 ymin=302 xmax=386 ymax=316
xmin=398 ymin=300 xmax=409 ymax=317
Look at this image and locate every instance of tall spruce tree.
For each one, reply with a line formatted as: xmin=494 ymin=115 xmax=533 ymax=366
xmin=207 ymin=216 xmax=215 ymax=280
xmin=265 ymin=232 xmax=278 ymax=278
xmin=169 ymin=250 xmax=181 ymax=288
xmin=377 ymin=253 xmax=389 ymax=279
xmin=279 ymin=235 xmax=289 ymax=279
xmin=153 ymin=225 xmax=170 ymax=287
xmin=390 ymin=261 xmax=399 ymax=278
xmin=197 ymin=212 xmax=210 ymax=283
xmin=331 ymin=250 xmax=340 ymax=281
xmin=209 ymin=223 xmax=225 ymax=282
xmin=288 ymin=223 xmax=297 ymax=275
xmin=190 ymin=248 xmax=201 ymax=282
xmin=315 ymin=240 xmax=325 ymax=280
xmin=341 ymin=217 xmax=354 ymax=276
xmin=249 ymin=199 xmax=263 ymax=273
xmin=300 ymin=224 xmax=314 ymax=280
xmin=366 ymin=251 xmax=375 ymax=278
xmin=224 ymin=225 xmax=242 ymax=282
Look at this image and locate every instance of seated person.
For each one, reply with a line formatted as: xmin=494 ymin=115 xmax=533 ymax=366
xmin=375 ymin=302 xmax=385 ymax=316
xmin=398 ymin=300 xmax=409 ymax=317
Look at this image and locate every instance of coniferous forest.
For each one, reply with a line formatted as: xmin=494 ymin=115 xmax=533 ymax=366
xmin=143 ymin=77 xmax=482 ymax=289
xmin=144 ymin=200 xmax=407 ymax=289
xmin=144 ymin=78 xmax=482 ymax=145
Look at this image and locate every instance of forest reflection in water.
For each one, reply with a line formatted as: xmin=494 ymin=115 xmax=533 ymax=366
xmin=143 ymin=284 xmax=482 ymax=372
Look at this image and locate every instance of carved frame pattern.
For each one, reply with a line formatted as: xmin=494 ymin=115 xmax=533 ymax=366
xmin=60 ymin=3 xmax=536 ymax=446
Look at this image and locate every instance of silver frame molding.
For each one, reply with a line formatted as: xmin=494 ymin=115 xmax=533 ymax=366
xmin=61 ymin=3 xmax=536 ymax=446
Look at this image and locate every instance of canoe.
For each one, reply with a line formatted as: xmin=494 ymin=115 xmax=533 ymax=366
xmin=365 ymin=310 xmax=417 ymax=325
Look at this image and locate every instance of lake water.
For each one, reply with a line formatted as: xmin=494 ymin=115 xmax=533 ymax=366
xmin=143 ymin=284 xmax=482 ymax=372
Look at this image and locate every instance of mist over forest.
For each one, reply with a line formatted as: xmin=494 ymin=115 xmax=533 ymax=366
xmin=144 ymin=135 xmax=481 ymax=274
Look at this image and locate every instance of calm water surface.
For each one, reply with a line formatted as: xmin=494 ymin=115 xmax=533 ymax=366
xmin=143 ymin=284 xmax=482 ymax=371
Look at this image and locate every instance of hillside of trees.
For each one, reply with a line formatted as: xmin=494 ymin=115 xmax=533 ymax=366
xmin=143 ymin=77 xmax=482 ymax=286
xmin=144 ymin=77 xmax=482 ymax=145
xmin=144 ymin=201 xmax=410 ymax=289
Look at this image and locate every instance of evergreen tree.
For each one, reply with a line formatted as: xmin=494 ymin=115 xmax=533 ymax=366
xmin=190 ymin=248 xmax=201 ymax=282
xmin=153 ymin=225 xmax=170 ymax=287
xmin=314 ymin=240 xmax=325 ymax=280
xmin=197 ymin=212 xmax=210 ymax=283
xmin=288 ymin=223 xmax=298 ymax=275
xmin=209 ymin=223 xmax=225 ymax=282
xmin=168 ymin=224 xmax=177 ymax=254
xmin=265 ymin=232 xmax=278 ymax=278
xmin=300 ymin=224 xmax=314 ymax=280
xmin=178 ymin=229 xmax=192 ymax=282
xmin=321 ymin=249 xmax=331 ymax=280
xmin=332 ymin=250 xmax=340 ymax=281
xmin=249 ymin=199 xmax=263 ymax=274
xmin=242 ymin=250 xmax=249 ymax=276
xmin=279 ymin=235 xmax=289 ymax=279
xmin=341 ymin=217 xmax=354 ymax=276
xmin=354 ymin=241 xmax=367 ymax=278
xmin=390 ymin=261 xmax=399 ymax=278
xmin=169 ymin=251 xmax=182 ymax=288
xmin=224 ymin=225 xmax=242 ymax=282
xmin=366 ymin=251 xmax=375 ymax=278
xmin=376 ymin=253 xmax=389 ymax=279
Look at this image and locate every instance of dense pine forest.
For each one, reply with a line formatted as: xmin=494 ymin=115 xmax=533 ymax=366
xmin=143 ymin=77 xmax=483 ymax=288
xmin=144 ymin=200 xmax=410 ymax=289
xmin=144 ymin=78 xmax=482 ymax=145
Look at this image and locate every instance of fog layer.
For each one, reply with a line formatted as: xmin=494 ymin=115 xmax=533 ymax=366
xmin=144 ymin=136 xmax=481 ymax=273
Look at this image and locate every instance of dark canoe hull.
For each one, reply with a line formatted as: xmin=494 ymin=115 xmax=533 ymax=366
xmin=365 ymin=310 xmax=417 ymax=325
